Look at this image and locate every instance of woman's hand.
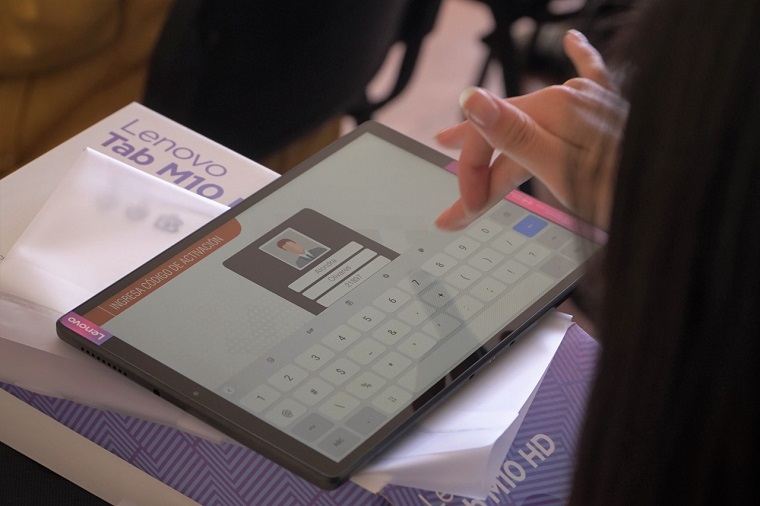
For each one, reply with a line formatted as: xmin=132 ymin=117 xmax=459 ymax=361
xmin=434 ymin=30 xmax=628 ymax=231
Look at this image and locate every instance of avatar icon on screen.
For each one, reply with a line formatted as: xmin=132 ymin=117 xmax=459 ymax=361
xmin=275 ymin=238 xmax=328 ymax=269
xmin=223 ymin=209 xmax=399 ymax=315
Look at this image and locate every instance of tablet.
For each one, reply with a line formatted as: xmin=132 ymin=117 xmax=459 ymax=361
xmin=56 ymin=121 xmax=602 ymax=489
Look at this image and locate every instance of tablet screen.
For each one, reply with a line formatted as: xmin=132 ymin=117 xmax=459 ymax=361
xmin=58 ymin=122 xmax=600 ymax=488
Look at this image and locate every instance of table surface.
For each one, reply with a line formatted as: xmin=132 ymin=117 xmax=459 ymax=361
xmin=1 ymin=442 xmax=108 ymax=505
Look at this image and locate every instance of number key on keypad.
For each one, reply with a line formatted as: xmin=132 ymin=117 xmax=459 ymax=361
xmin=466 ymin=219 xmax=503 ymax=242
xmin=268 ymin=363 xmax=308 ymax=392
xmin=445 ymin=236 xmax=481 ymax=259
xmin=398 ymin=270 xmax=435 ymax=294
xmin=373 ymin=287 xmax=411 ymax=313
xmin=348 ymin=306 xmax=386 ymax=331
xmin=322 ymin=325 xmax=361 ymax=351
xmin=295 ymin=344 xmax=335 ymax=371
xmin=239 ymin=384 xmax=280 ymax=413
xmin=421 ymin=253 xmax=456 ymax=277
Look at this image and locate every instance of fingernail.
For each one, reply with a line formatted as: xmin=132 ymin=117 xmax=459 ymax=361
xmin=434 ymin=215 xmax=450 ymax=230
xmin=435 ymin=205 xmax=472 ymax=231
xmin=459 ymin=87 xmax=499 ymax=128
xmin=434 ymin=125 xmax=457 ymax=140
xmin=567 ymin=29 xmax=587 ymax=43
xmin=434 ymin=206 xmax=458 ymax=230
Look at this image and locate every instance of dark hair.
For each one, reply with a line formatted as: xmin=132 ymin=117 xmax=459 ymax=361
xmin=570 ymin=0 xmax=760 ymax=503
xmin=276 ymin=238 xmax=295 ymax=249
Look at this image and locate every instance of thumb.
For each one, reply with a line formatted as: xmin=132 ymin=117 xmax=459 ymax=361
xmin=563 ymin=29 xmax=616 ymax=90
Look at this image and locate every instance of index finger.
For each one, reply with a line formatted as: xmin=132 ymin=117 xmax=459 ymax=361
xmin=457 ymin=118 xmax=495 ymax=214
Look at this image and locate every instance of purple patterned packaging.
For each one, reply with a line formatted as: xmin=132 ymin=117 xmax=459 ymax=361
xmin=2 ymin=325 xmax=597 ymax=506
xmin=379 ymin=324 xmax=599 ymax=506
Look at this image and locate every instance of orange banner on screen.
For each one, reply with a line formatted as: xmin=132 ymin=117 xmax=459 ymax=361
xmin=87 ymin=219 xmax=241 ymax=325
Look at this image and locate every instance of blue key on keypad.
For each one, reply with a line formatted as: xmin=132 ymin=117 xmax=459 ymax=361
xmin=513 ymin=215 xmax=548 ymax=237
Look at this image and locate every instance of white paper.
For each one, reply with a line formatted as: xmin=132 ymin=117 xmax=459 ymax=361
xmin=352 ymin=312 xmax=569 ymax=499
xmin=0 ymin=148 xmax=227 ymax=313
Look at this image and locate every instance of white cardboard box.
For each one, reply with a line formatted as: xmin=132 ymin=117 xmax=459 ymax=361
xmin=0 ymin=102 xmax=278 ymax=260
